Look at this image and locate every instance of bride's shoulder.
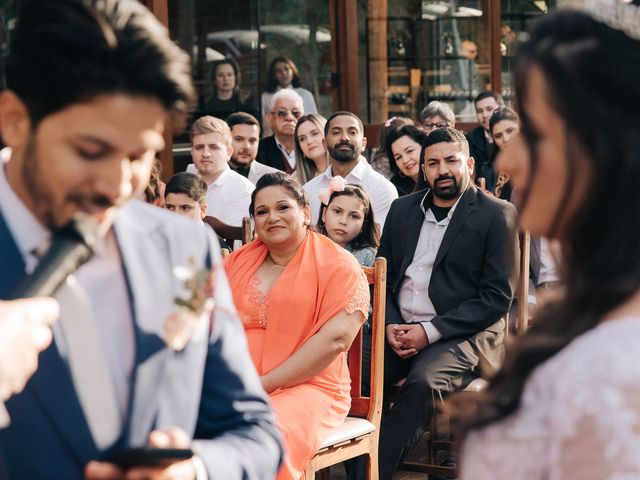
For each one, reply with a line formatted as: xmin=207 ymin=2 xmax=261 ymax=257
xmin=542 ymin=317 xmax=640 ymax=372
xmin=526 ymin=317 xmax=640 ymax=408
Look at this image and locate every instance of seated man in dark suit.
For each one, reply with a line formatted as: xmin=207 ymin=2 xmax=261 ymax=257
xmin=0 ymin=1 xmax=282 ymax=478
xmin=375 ymin=128 xmax=518 ymax=479
xmin=466 ymin=91 xmax=505 ymax=191
xmin=256 ymin=89 xmax=304 ymax=174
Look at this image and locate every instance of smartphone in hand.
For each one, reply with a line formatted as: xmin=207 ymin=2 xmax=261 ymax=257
xmin=105 ymin=447 xmax=194 ymax=469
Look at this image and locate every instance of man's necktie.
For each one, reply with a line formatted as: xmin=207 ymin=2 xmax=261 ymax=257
xmin=55 ymin=274 xmax=122 ymax=449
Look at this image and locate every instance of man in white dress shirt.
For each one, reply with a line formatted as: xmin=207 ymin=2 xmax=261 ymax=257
xmin=190 ymin=115 xmax=254 ymax=228
xmin=303 ymin=111 xmax=397 ymax=229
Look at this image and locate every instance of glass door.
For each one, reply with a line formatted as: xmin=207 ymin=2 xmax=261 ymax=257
xmin=167 ymin=0 xmax=332 ymax=169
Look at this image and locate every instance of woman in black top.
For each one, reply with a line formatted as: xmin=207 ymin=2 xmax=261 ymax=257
xmin=202 ymin=58 xmax=254 ymax=120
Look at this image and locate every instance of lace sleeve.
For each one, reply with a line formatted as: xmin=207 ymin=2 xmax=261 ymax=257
xmin=345 ymin=271 xmax=370 ymax=320
xmin=552 ymin=387 xmax=640 ymax=480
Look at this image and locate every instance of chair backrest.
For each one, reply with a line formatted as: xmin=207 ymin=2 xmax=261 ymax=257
xmin=204 ymin=216 xmax=252 ymax=247
xmin=348 ymin=257 xmax=386 ymax=428
xmin=516 ymin=231 xmax=531 ymax=334
xmin=241 ymin=216 xmax=252 ymax=245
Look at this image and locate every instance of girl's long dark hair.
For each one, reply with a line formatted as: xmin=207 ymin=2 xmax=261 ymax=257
xmin=316 ymin=185 xmax=380 ymax=250
xmin=453 ymin=9 xmax=640 ymax=434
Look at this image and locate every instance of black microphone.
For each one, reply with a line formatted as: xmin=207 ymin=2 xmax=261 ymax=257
xmin=10 ymin=214 xmax=100 ymax=299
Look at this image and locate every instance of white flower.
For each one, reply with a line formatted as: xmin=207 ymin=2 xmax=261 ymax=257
xmin=165 ymin=258 xmax=215 ymax=351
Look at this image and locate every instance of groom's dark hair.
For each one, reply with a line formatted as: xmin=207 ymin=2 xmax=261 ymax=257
xmin=6 ymin=0 xmax=195 ymax=129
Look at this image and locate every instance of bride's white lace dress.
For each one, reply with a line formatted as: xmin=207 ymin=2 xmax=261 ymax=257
xmin=460 ymin=317 xmax=640 ymax=480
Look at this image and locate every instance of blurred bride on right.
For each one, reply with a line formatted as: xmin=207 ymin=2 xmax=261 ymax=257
xmin=458 ymin=1 xmax=640 ymax=478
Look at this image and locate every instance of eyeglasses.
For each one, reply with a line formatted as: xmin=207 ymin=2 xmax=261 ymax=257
xmin=273 ymin=109 xmax=302 ymax=119
xmin=423 ymin=122 xmax=449 ymax=130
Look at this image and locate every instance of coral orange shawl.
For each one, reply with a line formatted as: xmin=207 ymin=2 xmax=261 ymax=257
xmin=225 ymin=230 xmax=363 ymax=376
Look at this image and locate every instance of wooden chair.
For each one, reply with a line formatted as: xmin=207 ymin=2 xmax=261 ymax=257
xmin=304 ymin=257 xmax=387 ymax=480
xmin=399 ymin=378 xmax=487 ymax=478
xmin=204 ymin=216 xmax=252 ymax=248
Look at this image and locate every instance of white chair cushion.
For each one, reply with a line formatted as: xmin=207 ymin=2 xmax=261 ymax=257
xmin=318 ymin=417 xmax=376 ymax=450
xmin=464 ymin=377 xmax=489 ymax=392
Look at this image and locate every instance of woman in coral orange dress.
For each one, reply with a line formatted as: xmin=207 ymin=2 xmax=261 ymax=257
xmin=225 ymin=172 xmax=369 ymax=480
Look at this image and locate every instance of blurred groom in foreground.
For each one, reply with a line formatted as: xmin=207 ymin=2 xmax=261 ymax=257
xmin=0 ymin=0 xmax=282 ymax=478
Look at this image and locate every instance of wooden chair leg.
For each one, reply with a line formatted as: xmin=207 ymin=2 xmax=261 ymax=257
xmin=368 ymin=452 xmax=379 ymax=480
xmin=428 ymin=413 xmax=438 ymax=464
xmin=304 ymin=460 xmax=315 ymax=480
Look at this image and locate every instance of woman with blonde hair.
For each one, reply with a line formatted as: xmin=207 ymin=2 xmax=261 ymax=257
xmin=294 ymin=113 xmax=328 ymax=185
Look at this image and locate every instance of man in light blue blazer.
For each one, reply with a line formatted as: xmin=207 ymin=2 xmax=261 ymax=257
xmin=0 ymin=1 xmax=283 ymax=478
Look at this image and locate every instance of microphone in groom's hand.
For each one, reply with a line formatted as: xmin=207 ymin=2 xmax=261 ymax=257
xmin=10 ymin=213 xmax=100 ymax=299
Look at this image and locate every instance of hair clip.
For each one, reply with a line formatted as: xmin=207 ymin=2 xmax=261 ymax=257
xmin=384 ymin=116 xmax=398 ymax=128
xmin=319 ymin=176 xmax=347 ymax=205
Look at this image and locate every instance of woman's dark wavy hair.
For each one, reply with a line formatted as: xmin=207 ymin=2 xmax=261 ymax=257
xmin=265 ymin=56 xmax=301 ymax=92
xmin=249 ymin=172 xmax=309 ymax=217
xmin=210 ymin=57 xmax=241 ymax=97
xmin=316 ymin=184 xmax=380 ymax=250
xmin=453 ymin=8 xmax=640 ymax=435
xmin=385 ymin=124 xmax=429 ymax=177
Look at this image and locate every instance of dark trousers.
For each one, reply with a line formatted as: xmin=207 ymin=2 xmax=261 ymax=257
xmin=348 ymin=336 xmax=480 ymax=480
xmin=379 ymin=337 xmax=478 ymax=479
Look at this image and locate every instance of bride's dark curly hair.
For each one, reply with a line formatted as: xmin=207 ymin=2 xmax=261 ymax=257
xmin=453 ymin=6 xmax=640 ymax=433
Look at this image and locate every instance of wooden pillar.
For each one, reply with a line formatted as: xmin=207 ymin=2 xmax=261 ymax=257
xmin=144 ymin=0 xmax=168 ymax=24
xmin=330 ymin=0 xmax=361 ymax=115
xmin=489 ymin=0 xmax=502 ymax=94
xmin=142 ymin=0 xmax=174 ymax=180
xmin=367 ymin=0 xmax=388 ymax=123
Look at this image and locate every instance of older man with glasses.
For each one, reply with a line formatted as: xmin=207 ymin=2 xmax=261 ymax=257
xmin=257 ymin=89 xmax=304 ymax=174
xmin=418 ymin=101 xmax=456 ymax=134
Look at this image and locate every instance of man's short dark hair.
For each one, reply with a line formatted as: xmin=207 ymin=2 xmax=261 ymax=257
xmin=473 ymin=91 xmax=505 ymax=108
xmin=324 ymin=111 xmax=364 ymax=137
xmin=226 ymin=112 xmax=260 ymax=131
xmin=422 ymin=127 xmax=470 ymax=160
xmin=6 ymin=0 xmax=195 ymax=128
xmin=165 ymin=172 xmax=208 ymax=205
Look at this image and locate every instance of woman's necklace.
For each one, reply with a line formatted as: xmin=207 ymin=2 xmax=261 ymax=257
xmin=266 ymin=253 xmax=287 ymax=268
